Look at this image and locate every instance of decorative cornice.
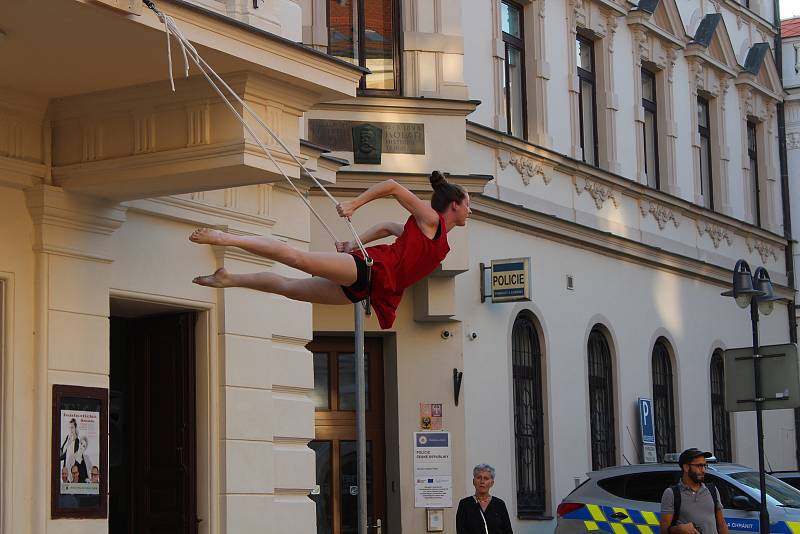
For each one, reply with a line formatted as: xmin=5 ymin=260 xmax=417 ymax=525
xmin=640 ymin=201 xmax=680 ymax=230
xmin=746 ymin=238 xmax=778 ymax=263
xmin=575 ymin=177 xmax=618 ymax=210
xmin=498 ymin=152 xmax=551 ymax=185
xmin=696 ymin=220 xmax=733 ymax=248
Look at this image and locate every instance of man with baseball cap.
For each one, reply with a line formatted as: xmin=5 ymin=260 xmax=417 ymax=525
xmin=659 ymin=448 xmax=730 ymax=534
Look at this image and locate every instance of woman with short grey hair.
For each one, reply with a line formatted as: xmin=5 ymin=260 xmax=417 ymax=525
xmin=456 ymin=464 xmax=513 ymax=534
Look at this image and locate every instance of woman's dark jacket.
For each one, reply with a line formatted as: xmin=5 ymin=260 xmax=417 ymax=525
xmin=455 ymin=496 xmax=513 ymax=534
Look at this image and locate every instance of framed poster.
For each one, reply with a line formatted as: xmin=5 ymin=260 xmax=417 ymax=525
xmin=51 ymin=385 xmax=108 ymax=518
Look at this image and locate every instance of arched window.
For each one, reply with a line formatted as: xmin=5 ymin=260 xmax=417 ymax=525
xmin=710 ymin=350 xmax=732 ymax=461
xmin=652 ymin=339 xmax=676 ymax=461
xmin=588 ymin=328 xmax=615 ymax=470
xmin=512 ymin=313 xmax=546 ymax=518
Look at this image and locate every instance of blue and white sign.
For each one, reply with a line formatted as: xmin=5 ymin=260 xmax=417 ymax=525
xmin=639 ymin=398 xmax=655 ymax=444
xmin=414 ymin=432 xmax=452 ymax=508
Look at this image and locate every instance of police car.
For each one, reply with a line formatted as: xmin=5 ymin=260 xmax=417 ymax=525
xmin=556 ymin=461 xmax=800 ymax=534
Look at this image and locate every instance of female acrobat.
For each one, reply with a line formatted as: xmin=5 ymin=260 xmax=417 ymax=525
xmin=190 ymin=171 xmax=470 ymax=329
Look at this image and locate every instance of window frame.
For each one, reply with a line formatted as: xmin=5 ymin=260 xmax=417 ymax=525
xmin=588 ymin=328 xmax=616 ymax=471
xmin=652 ymin=340 xmax=676 ymax=462
xmin=710 ymin=350 xmax=733 ymax=462
xmin=747 ymin=120 xmax=762 ymax=226
xmin=641 ymin=68 xmax=660 ymax=190
xmin=511 ymin=313 xmax=547 ymax=519
xmin=697 ymin=95 xmax=714 ymax=210
xmin=501 ymin=0 xmax=528 ymax=139
xmin=326 ymin=0 xmax=402 ymax=96
xmin=576 ymin=34 xmax=599 ymax=167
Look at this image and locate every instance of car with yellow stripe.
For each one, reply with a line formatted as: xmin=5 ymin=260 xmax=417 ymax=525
xmin=556 ymin=462 xmax=800 ymax=534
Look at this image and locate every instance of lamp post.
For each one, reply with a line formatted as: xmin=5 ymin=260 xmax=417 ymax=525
xmin=721 ymin=260 xmax=781 ymax=534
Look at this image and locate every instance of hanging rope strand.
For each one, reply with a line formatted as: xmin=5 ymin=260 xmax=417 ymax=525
xmin=146 ymin=2 xmax=370 ymax=259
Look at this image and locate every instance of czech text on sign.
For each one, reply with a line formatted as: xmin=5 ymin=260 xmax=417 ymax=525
xmin=414 ymin=432 xmax=452 ymax=508
xmin=491 ymin=258 xmax=531 ymax=302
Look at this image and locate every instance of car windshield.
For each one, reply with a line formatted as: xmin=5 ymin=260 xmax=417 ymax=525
xmin=729 ymin=472 xmax=800 ymax=508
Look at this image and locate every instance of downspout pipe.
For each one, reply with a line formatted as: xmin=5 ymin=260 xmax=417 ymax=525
xmin=774 ymin=0 xmax=797 ymax=344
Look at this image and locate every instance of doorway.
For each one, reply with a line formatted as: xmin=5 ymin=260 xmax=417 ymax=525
xmin=308 ymin=337 xmax=386 ymax=534
xmin=109 ymin=312 xmax=198 ymax=534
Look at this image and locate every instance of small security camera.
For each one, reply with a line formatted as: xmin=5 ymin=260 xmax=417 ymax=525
xmin=441 ymin=330 xmax=451 ymax=339
xmin=468 ymin=331 xmax=478 ymax=340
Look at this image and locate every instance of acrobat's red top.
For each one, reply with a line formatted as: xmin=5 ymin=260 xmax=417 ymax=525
xmin=349 ymin=214 xmax=450 ymax=329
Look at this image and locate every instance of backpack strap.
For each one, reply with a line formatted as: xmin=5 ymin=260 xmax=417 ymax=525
xmin=706 ymin=483 xmax=720 ymax=508
xmin=670 ymin=484 xmax=682 ymax=527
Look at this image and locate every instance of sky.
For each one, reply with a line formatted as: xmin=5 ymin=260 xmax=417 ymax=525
xmin=783 ymin=0 xmax=800 ymax=18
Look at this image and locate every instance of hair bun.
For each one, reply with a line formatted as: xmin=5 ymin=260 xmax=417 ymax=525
xmin=429 ymin=170 xmax=446 ymax=189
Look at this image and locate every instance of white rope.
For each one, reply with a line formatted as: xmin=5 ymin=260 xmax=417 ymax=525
xmin=150 ymin=3 xmax=370 ymax=260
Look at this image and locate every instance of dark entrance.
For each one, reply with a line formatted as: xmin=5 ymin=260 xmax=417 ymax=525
xmin=110 ymin=312 xmax=198 ymax=534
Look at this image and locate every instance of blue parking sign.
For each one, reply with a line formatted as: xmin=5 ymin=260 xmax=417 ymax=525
xmin=639 ymin=398 xmax=655 ymax=445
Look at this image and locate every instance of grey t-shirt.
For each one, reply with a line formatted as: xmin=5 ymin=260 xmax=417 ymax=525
xmin=660 ymin=481 xmax=723 ymax=534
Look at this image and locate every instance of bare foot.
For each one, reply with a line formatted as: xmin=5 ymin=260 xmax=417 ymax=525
xmin=190 ymin=228 xmax=230 ymax=245
xmin=193 ymin=268 xmax=231 ymax=288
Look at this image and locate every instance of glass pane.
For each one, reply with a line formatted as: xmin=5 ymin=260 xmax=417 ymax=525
xmin=577 ymin=38 xmax=593 ymax=72
xmin=644 ymin=110 xmax=658 ymax=188
xmin=338 ymin=352 xmax=370 ymax=410
xmin=580 ymin=79 xmax=596 ymax=165
xmin=328 ymin=0 xmax=357 ymax=64
xmin=508 ymin=47 xmax=525 ymax=138
xmin=750 ymin=156 xmax=760 ymax=224
xmin=642 ymin=70 xmax=655 ymax=102
xmin=340 ymin=441 xmax=374 ymax=534
xmin=364 ymin=0 xmax=396 ymax=90
xmin=311 ymin=352 xmax=330 ymax=410
xmin=501 ymin=1 xmax=522 ymax=38
xmin=700 ymin=137 xmax=711 ymax=207
xmin=697 ymin=98 xmax=709 ymax=128
xmin=748 ymin=123 xmax=757 ymax=153
xmin=310 ymin=441 xmax=333 ymax=534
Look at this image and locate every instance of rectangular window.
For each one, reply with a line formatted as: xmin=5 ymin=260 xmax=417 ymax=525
xmin=501 ymin=1 xmax=527 ymax=139
xmin=576 ymin=36 xmax=598 ymax=166
xmin=697 ymin=96 xmax=714 ymax=210
xmin=328 ymin=0 xmax=399 ymax=93
xmin=642 ymin=69 xmax=659 ymax=189
xmin=747 ymin=121 xmax=761 ymax=226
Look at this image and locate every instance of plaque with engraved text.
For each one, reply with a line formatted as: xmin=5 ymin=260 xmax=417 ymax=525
xmin=308 ymin=120 xmax=425 ymax=154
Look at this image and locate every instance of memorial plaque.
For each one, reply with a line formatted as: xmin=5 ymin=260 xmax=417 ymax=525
xmin=309 ymin=119 xmax=425 ymax=154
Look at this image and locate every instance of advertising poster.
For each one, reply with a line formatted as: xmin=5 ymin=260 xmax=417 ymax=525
xmin=59 ymin=409 xmax=101 ymax=495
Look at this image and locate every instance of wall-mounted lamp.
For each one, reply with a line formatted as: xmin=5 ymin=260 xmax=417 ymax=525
xmin=453 ymin=368 xmax=463 ymax=406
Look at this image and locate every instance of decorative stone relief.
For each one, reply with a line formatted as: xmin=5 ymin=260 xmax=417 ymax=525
xmin=746 ymin=238 xmax=778 ymax=264
xmin=575 ymin=177 xmax=618 ymax=210
xmin=696 ymin=220 xmax=732 ymax=248
xmin=0 ymin=115 xmax=23 ymax=158
xmin=787 ymin=132 xmax=800 ymax=150
xmin=640 ymin=201 xmax=680 ymax=230
xmin=82 ymin=124 xmax=103 ymax=162
xmin=133 ymin=114 xmax=156 ymax=154
xmin=497 ymin=153 xmax=551 ymax=185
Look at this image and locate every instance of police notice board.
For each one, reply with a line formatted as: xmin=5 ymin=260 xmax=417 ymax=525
xmin=414 ymin=432 xmax=452 ymax=508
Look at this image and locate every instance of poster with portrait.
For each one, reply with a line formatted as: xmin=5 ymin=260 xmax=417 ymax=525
xmin=51 ymin=385 xmax=108 ymax=519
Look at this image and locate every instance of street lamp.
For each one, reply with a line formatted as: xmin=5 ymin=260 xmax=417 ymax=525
xmin=721 ymin=259 xmax=780 ymax=534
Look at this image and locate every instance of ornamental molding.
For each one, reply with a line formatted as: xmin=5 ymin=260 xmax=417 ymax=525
xmin=746 ymin=238 xmax=778 ymax=264
xmin=787 ymin=132 xmax=800 ymax=150
xmin=639 ymin=201 xmax=680 ymax=230
xmin=497 ymin=153 xmax=551 ymax=185
xmin=695 ymin=220 xmax=732 ymax=248
xmin=575 ymin=177 xmax=618 ymax=210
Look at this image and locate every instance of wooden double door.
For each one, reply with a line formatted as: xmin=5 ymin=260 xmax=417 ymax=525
xmin=308 ymin=337 xmax=386 ymax=534
xmin=109 ymin=313 xmax=197 ymax=534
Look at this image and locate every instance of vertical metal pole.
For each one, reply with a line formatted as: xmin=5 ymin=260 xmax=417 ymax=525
xmin=355 ymin=303 xmax=368 ymax=534
xmin=751 ymin=302 xmax=770 ymax=534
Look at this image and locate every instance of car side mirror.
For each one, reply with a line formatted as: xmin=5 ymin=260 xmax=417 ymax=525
xmin=732 ymin=496 xmax=756 ymax=511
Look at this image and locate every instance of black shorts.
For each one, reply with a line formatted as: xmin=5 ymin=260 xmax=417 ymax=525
xmin=341 ymin=255 xmax=370 ymax=303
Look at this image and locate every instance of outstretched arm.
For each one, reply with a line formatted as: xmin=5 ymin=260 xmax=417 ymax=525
xmin=336 ymin=221 xmax=404 ymax=252
xmin=337 ymin=179 xmax=439 ymax=232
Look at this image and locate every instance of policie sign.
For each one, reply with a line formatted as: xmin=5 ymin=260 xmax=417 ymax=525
xmin=480 ymin=258 xmax=531 ymax=303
